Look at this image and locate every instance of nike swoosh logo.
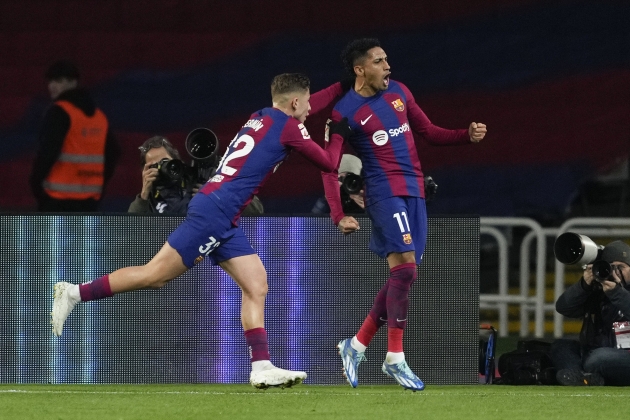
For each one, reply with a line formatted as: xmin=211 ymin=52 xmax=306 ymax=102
xmin=379 ymin=317 xmax=388 ymax=322
xmin=360 ymin=115 xmax=373 ymax=125
xmin=397 ymin=318 xmax=407 ymax=322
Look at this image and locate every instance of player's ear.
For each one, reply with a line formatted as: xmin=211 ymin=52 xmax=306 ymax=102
xmin=354 ymin=65 xmax=364 ymax=77
xmin=291 ymin=96 xmax=299 ymax=110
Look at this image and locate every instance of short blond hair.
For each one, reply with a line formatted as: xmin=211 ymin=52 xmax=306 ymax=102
xmin=271 ymin=73 xmax=310 ymax=103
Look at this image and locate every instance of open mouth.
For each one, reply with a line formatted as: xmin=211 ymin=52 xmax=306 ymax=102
xmin=384 ymin=74 xmax=390 ymax=86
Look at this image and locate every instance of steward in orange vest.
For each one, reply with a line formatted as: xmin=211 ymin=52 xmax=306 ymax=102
xmin=30 ymin=61 xmax=119 ymax=212
xmin=42 ymin=100 xmax=108 ymax=201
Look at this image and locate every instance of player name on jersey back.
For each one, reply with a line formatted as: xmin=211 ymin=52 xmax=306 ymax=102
xmin=243 ymin=118 xmax=264 ymax=132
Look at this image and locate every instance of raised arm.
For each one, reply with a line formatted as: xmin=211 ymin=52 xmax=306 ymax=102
xmin=401 ymin=83 xmax=486 ymax=146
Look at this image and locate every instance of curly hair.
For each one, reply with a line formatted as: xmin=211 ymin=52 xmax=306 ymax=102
xmin=138 ymin=136 xmax=181 ymax=165
xmin=341 ymin=38 xmax=381 ymax=77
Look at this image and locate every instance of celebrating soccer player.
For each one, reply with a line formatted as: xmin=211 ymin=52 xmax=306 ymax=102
xmin=51 ymin=73 xmax=350 ymax=389
xmin=325 ymin=38 xmax=487 ymax=391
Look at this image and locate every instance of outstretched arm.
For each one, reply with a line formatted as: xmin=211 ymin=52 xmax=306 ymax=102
xmin=281 ymin=118 xmax=350 ymax=173
xmin=400 ymin=82 xmax=487 ymax=145
xmin=320 ymin=118 xmax=361 ymax=234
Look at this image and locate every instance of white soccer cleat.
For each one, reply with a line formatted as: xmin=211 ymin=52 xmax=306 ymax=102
xmin=51 ymin=282 xmax=79 ymax=336
xmin=249 ymin=366 xmax=307 ymax=389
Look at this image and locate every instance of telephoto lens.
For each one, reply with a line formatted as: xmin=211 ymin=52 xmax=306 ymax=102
xmin=592 ymin=260 xmax=614 ymax=281
xmin=341 ymin=173 xmax=363 ymax=195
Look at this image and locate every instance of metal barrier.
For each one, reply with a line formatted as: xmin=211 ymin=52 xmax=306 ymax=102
xmin=479 ymin=225 xmax=509 ymax=335
xmin=483 ymin=217 xmax=630 ymax=339
xmin=479 ymin=218 xmax=546 ymax=337
xmin=521 ymin=226 xmax=630 ymax=337
xmin=552 ymin=218 xmax=630 ymax=337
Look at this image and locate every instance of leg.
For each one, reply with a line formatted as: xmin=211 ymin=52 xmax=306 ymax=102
xmin=220 ymin=254 xmax=307 ymax=389
xmin=109 ymin=242 xmax=188 ymax=292
xmin=219 ymin=254 xmax=268 ymax=331
xmin=380 ymin=251 xmax=424 ymax=391
xmin=552 ymin=339 xmax=604 ymax=386
xmin=51 ymin=242 xmax=188 ymax=336
xmin=385 ymin=251 xmax=416 ymax=357
xmin=352 ymin=250 xmax=417 ymax=348
xmin=584 ymin=347 xmax=630 ymax=386
xmin=550 ymin=339 xmax=582 ymax=371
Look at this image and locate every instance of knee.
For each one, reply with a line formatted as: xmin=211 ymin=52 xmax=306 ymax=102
xmin=584 ymin=347 xmax=622 ymax=372
xmin=389 ymin=264 xmax=417 ymax=291
xmin=242 ymin=276 xmax=268 ymax=299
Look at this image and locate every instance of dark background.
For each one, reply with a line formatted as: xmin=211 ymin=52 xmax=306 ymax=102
xmin=1 ymin=0 xmax=629 ymax=222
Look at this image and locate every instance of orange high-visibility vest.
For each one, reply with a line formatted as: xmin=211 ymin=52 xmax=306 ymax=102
xmin=43 ymin=100 xmax=109 ymax=200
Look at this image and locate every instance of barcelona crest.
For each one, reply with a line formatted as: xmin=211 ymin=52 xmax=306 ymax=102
xmin=403 ymin=233 xmax=412 ymax=244
xmin=391 ymin=99 xmax=405 ymax=112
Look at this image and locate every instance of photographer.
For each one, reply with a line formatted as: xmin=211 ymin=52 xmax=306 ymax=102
xmin=128 ymin=136 xmax=198 ymax=215
xmin=552 ymin=240 xmax=630 ymax=386
xmin=129 ymin=135 xmax=263 ymax=216
xmin=311 ymin=154 xmax=365 ymax=215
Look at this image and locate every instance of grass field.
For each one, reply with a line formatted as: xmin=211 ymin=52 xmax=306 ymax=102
xmin=1 ymin=384 xmax=628 ymax=420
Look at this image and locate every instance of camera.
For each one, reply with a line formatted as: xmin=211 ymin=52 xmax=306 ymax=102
xmin=425 ymin=176 xmax=438 ymax=202
xmin=185 ymin=127 xmax=220 ymax=184
xmin=339 ymin=173 xmax=363 ymax=196
xmin=148 ymin=158 xmax=186 ymax=188
xmin=149 ymin=128 xmax=220 ymax=192
xmin=554 ymin=232 xmax=616 ymax=281
xmin=338 ymin=173 xmax=363 ymax=213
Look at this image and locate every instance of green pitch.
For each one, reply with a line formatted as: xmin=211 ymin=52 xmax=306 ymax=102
xmin=1 ymin=384 xmax=627 ymax=420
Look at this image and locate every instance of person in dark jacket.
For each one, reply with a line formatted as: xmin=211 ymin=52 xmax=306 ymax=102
xmin=552 ymin=240 xmax=630 ymax=386
xmin=128 ymin=136 xmax=193 ymax=215
xmin=29 ymin=60 xmax=119 ymax=212
xmin=129 ymin=135 xmax=263 ymax=216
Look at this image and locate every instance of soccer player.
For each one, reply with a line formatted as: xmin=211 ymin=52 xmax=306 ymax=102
xmin=324 ymin=38 xmax=487 ymax=391
xmin=51 ymin=73 xmax=350 ymax=389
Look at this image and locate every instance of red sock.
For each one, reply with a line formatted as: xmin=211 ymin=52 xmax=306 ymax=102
xmin=79 ymin=274 xmax=113 ymax=302
xmin=356 ymin=315 xmax=380 ymax=347
xmin=388 ymin=327 xmax=404 ymax=353
xmin=244 ymin=327 xmax=270 ymax=362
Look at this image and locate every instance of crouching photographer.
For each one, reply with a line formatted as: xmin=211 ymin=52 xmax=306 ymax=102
xmin=552 ymin=233 xmax=630 ymax=386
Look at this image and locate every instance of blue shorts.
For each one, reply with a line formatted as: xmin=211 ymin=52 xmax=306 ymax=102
xmin=365 ymin=196 xmax=427 ymax=262
xmin=167 ymin=194 xmax=255 ymax=268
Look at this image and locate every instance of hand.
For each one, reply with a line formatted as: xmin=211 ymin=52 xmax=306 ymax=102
xmin=349 ymin=193 xmax=364 ymax=209
xmin=140 ymin=163 xmax=159 ymax=200
xmin=602 ymin=266 xmax=623 ymax=292
xmin=601 ymin=279 xmax=618 ymax=292
xmin=469 ymin=122 xmax=487 ymax=143
xmin=338 ymin=216 xmax=360 ymax=234
xmin=583 ymin=264 xmax=595 ymax=286
xmin=329 ymin=117 xmax=352 ymax=141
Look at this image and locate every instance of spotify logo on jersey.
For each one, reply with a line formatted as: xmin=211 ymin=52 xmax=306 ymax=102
xmin=372 ymin=130 xmax=389 ymax=146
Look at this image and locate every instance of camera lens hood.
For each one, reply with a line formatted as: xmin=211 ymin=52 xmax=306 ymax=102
xmin=186 ymin=128 xmax=219 ymax=162
xmin=554 ymin=232 xmax=601 ymax=265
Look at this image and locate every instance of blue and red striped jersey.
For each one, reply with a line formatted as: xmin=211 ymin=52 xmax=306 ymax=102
xmin=323 ymin=80 xmax=470 ymax=224
xmin=201 ymin=105 xmax=343 ymax=225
